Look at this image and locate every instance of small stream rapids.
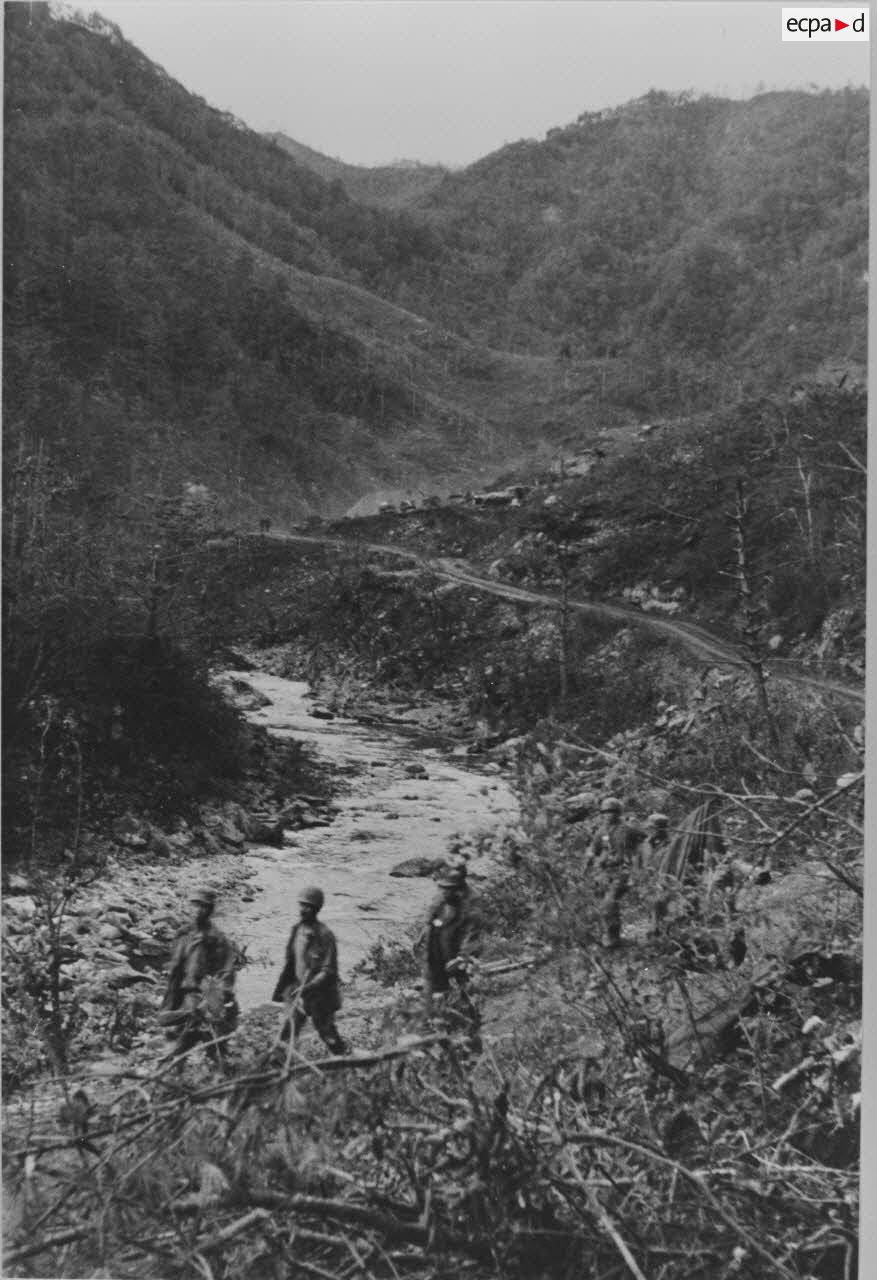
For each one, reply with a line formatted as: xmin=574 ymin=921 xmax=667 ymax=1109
xmin=221 ymin=671 xmax=519 ymax=1014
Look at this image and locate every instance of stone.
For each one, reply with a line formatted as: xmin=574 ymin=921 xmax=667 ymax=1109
xmin=149 ymin=831 xmax=173 ymax=858
xmin=248 ymin=816 xmax=286 ymax=846
xmin=212 ymin=818 xmax=246 ymax=848
xmin=5 ymin=897 xmax=36 ymax=920
xmin=128 ymin=933 xmax=166 ymax=961
xmin=390 ymin=856 xmax=446 ymax=879
xmin=564 ymin=791 xmax=597 ymax=823
xmin=94 ymin=949 xmax=131 ymax=966
xmin=104 ymin=967 xmax=157 ymax=989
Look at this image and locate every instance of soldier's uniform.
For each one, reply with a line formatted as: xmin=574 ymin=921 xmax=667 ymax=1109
xmin=162 ymin=890 xmax=239 ymax=1058
xmin=422 ymin=869 xmax=482 ymax=1041
xmin=639 ymin=813 xmax=672 ymax=935
xmin=272 ymin=889 xmax=347 ymax=1055
xmin=588 ymin=799 xmax=644 ymax=948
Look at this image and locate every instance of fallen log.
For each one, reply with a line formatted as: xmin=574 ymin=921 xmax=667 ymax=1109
xmin=244 ymin=1190 xmax=492 ymax=1260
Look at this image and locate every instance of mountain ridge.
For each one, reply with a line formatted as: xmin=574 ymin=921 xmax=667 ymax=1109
xmin=3 ymin=6 xmax=868 ymax=524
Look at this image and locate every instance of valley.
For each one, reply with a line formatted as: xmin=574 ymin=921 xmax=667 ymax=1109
xmin=1 ymin=6 xmax=866 ymax=1277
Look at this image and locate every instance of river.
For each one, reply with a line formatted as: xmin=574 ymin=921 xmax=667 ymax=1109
xmin=222 ymin=671 xmax=519 ymax=1014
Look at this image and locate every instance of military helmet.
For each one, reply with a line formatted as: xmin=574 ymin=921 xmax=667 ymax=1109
xmin=298 ymin=885 xmax=325 ymax=911
xmin=600 ymin=797 xmax=623 ymax=813
xmin=648 ymin=812 xmax=670 ymax=827
xmin=191 ymin=888 xmax=217 ymax=909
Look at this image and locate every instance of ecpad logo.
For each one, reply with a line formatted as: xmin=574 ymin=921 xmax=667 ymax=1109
xmin=782 ymin=8 xmax=869 ymax=39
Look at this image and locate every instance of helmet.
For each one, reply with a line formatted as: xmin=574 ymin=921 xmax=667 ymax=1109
xmin=437 ymin=868 xmax=465 ymax=890
xmin=191 ymin=888 xmax=217 ymax=909
xmin=648 ymin=812 xmax=669 ymax=827
xmin=298 ymin=886 xmax=324 ymax=911
xmin=600 ymin=797 xmax=622 ymax=813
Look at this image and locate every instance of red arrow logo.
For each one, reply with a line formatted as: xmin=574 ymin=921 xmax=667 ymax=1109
xmin=835 ymin=17 xmax=849 ymax=29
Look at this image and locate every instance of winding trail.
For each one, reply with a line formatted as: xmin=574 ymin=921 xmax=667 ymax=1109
xmin=253 ymin=531 xmax=865 ymax=707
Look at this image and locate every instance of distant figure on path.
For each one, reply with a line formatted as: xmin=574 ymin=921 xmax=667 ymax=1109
xmin=161 ymin=888 xmax=239 ymax=1063
xmin=272 ymin=886 xmax=348 ymax=1055
xmin=587 ymin=797 xmax=644 ymax=949
xmin=259 ymin=516 xmax=272 ymax=536
xmin=421 ymin=867 xmax=482 ymax=1039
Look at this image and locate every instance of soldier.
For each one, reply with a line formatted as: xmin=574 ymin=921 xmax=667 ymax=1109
xmin=587 ymin=797 xmax=644 ymax=949
xmin=272 ymin=886 xmax=348 ymax=1055
xmin=639 ymin=813 xmax=672 ymax=936
xmin=421 ymin=867 xmax=482 ymax=1042
xmin=161 ymin=888 xmax=239 ymax=1061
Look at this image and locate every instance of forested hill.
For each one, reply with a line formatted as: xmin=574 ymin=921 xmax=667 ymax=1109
xmin=3 ymin=3 xmax=454 ymax=522
xmin=266 ymin=133 xmax=449 ymax=209
xmin=3 ymin=3 xmax=868 ymax=530
xmin=285 ymin=88 xmax=868 ymax=391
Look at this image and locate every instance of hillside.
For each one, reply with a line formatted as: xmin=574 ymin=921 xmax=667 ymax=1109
xmin=276 ymin=90 xmax=867 ymax=407
xmin=267 ymin=132 xmax=449 ymax=209
xmin=2 ymin=4 xmax=466 ymax=523
xmin=407 ymin=89 xmax=868 ymax=378
xmin=4 ymin=6 xmax=868 ymax=529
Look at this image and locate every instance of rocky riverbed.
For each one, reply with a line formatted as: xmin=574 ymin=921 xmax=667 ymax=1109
xmin=220 ymin=669 xmax=518 ymax=1014
xmin=2 ymin=663 xmax=520 ymax=1095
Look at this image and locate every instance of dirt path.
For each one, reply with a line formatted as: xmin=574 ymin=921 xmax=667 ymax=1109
xmin=255 ymin=531 xmax=865 ymax=706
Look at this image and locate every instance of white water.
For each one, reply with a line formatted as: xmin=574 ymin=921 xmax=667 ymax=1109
xmin=221 ymin=672 xmax=518 ymax=1013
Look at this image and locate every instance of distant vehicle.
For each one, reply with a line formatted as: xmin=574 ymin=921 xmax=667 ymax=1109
xmin=378 ymin=502 xmax=398 ymax=514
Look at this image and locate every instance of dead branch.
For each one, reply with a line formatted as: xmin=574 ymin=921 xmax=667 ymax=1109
xmin=194 ymin=1207 xmax=272 ymax=1253
xmin=758 ymin=773 xmax=864 ymax=855
xmin=3 ymin=1222 xmax=91 ymax=1266
xmin=837 ymin=442 xmax=866 ymax=474
xmin=557 ymin=1126 xmax=801 ymax=1280
xmin=246 ymin=1190 xmax=490 ymax=1260
xmin=564 ymin=1149 xmax=648 ymax=1280
xmin=9 ymin=1035 xmax=455 ymax=1161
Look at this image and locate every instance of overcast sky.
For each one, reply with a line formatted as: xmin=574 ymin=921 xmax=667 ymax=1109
xmin=91 ymin=1 xmax=870 ymax=167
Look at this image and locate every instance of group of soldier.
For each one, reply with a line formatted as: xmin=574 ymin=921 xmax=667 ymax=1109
xmin=160 ymin=860 xmax=482 ymax=1062
xmin=160 ymin=794 xmax=722 ymax=1061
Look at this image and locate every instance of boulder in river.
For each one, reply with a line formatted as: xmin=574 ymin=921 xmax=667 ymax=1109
xmin=148 ymin=829 xmax=173 ymax=859
xmin=390 ymin=856 xmax=447 ymax=879
xmin=248 ymin=814 xmax=286 ymax=846
xmin=208 ymin=817 xmax=247 ymax=849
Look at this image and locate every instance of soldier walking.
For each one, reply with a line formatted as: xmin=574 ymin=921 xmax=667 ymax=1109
xmin=161 ymin=888 xmax=239 ymax=1063
xmin=638 ymin=812 xmax=672 ymax=936
xmin=272 ymin=886 xmax=348 ymax=1055
xmin=421 ymin=867 xmax=482 ymax=1039
xmin=587 ymin=797 xmax=644 ymax=949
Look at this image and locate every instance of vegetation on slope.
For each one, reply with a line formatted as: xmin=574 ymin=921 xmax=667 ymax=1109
xmin=267 ymin=132 xmax=450 ymax=209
